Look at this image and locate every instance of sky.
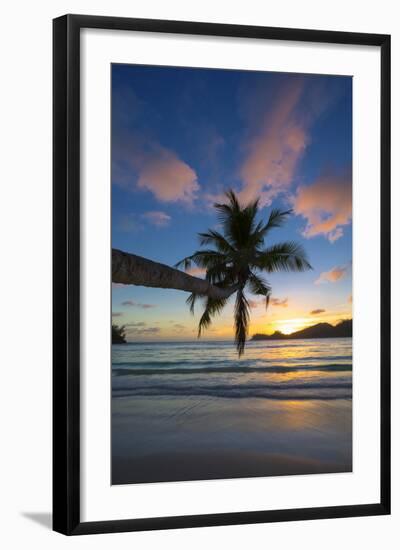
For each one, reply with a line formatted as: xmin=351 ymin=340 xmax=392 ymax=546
xmin=111 ymin=64 xmax=352 ymax=341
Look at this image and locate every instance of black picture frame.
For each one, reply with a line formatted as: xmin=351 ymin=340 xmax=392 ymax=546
xmin=53 ymin=14 xmax=391 ymax=535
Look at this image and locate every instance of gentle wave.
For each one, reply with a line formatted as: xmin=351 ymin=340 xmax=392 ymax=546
xmin=114 ymin=392 xmax=352 ymax=400
xmin=114 ymin=381 xmax=351 ymax=391
xmin=112 ymin=338 xmax=352 ymax=402
xmin=113 ymin=381 xmax=352 ymax=400
xmin=112 ymin=355 xmax=351 ymax=367
xmin=114 ymin=339 xmax=349 ymax=350
xmin=112 ymin=363 xmax=352 ymax=376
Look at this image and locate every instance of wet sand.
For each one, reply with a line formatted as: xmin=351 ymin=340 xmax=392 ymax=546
xmin=112 ymin=395 xmax=352 ymax=485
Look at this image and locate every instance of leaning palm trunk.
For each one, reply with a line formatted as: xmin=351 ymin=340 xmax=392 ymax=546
xmin=112 ymin=248 xmax=237 ymax=300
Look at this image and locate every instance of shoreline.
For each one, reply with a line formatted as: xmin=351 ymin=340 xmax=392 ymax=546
xmin=112 ymin=335 xmax=352 ymax=345
xmin=112 ymin=395 xmax=352 ymax=485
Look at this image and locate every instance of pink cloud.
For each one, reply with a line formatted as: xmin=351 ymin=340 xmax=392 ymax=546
xmin=114 ymin=138 xmax=199 ymax=204
xmin=315 ymin=265 xmax=348 ymax=284
xmin=142 ymin=210 xmax=171 ymax=227
xmin=270 ymin=297 xmax=288 ymax=307
xmin=247 ymin=297 xmax=288 ymax=309
xmin=237 ymin=81 xmax=308 ymax=206
xmin=121 ymin=300 xmax=156 ymax=309
xmin=293 ymin=171 xmax=352 ymax=242
xmin=136 ymin=145 xmax=199 ymax=204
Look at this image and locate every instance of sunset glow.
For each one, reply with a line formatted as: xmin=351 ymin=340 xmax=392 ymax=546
xmin=273 ymin=318 xmax=316 ymax=335
xmin=111 ymin=66 xmax=352 ymax=341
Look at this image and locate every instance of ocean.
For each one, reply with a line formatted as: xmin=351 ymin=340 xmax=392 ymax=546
xmin=112 ymin=338 xmax=352 ymax=484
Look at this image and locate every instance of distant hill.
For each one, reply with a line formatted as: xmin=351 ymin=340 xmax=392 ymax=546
xmin=251 ymin=319 xmax=352 ymax=341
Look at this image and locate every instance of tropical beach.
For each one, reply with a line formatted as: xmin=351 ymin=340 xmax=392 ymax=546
xmin=111 ymin=64 xmax=352 ymax=484
xmin=112 ymin=338 xmax=352 ymax=484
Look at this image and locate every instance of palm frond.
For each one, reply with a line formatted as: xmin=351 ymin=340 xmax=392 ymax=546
xmin=245 ymin=198 xmax=260 ymax=225
xmin=198 ymin=296 xmax=228 ymax=336
xmin=245 ymin=209 xmax=292 ymax=249
xmin=214 ymin=190 xmax=240 ymax=222
xmin=174 ymin=255 xmax=195 ymax=270
xmin=198 ymin=230 xmax=235 ymax=253
xmin=246 ymin=220 xmax=270 ymax=248
xmin=234 ymin=289 xmax=250 ymax=356
xmin=256 ymin=241 xmax=312 ymax=273
xmin=205 ymin=264 xmax=236 ymax=286
xmin=263 ymin=208 xmax=292 ymax=233
xmin=175 ymin=250 xmax=227 ymax=271
xmin=224 ymin=189 xmax=241 ymax=211
xmin=229 ymin=208 xmax=258 ymax=248
xmin=247 ymin=273 xmax=271 ymax=309
xmin=186 ymin=292 xmax=199 ymax=315
xmin=213 ymin=190 xmax=257 ymax=248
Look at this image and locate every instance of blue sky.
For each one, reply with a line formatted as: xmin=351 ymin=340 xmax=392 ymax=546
xmin=111 ymin=64 xmax=352 ymax=341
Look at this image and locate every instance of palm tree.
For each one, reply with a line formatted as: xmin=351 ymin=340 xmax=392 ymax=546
xmin=175 ymin=190 xmax=312 ymax=356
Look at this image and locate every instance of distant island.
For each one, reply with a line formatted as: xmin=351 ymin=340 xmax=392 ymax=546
xmin=251 ymin=319 xmax=352 ymax=341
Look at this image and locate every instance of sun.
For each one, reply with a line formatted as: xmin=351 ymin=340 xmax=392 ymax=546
xmin=274 ymin=318 xmax=314 ymax=335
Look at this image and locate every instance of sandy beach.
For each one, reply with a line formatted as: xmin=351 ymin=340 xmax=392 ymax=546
xmin=112 ymin=393 xmax=352 ymax=485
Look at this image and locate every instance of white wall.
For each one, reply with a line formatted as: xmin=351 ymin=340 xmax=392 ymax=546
xmin=0 ymin=0 xmax=398 ymax=547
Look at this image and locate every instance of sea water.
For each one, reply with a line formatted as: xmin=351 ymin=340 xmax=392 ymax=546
xmin=112 ymin=338 xmax=352 ymax=401
xmin=112 ymin=338 xmax=352 ymax=484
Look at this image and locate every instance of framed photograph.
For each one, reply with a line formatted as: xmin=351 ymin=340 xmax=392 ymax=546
xmin=53 ymin=14 xmax=390 ymax=535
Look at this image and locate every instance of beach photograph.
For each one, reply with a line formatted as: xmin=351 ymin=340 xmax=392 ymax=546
xmin=111 ymin=64 xmax=352 ymax=485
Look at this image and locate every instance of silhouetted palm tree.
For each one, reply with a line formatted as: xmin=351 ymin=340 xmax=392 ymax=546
xmin=176 ymin=190 xmax=312 ymax=356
